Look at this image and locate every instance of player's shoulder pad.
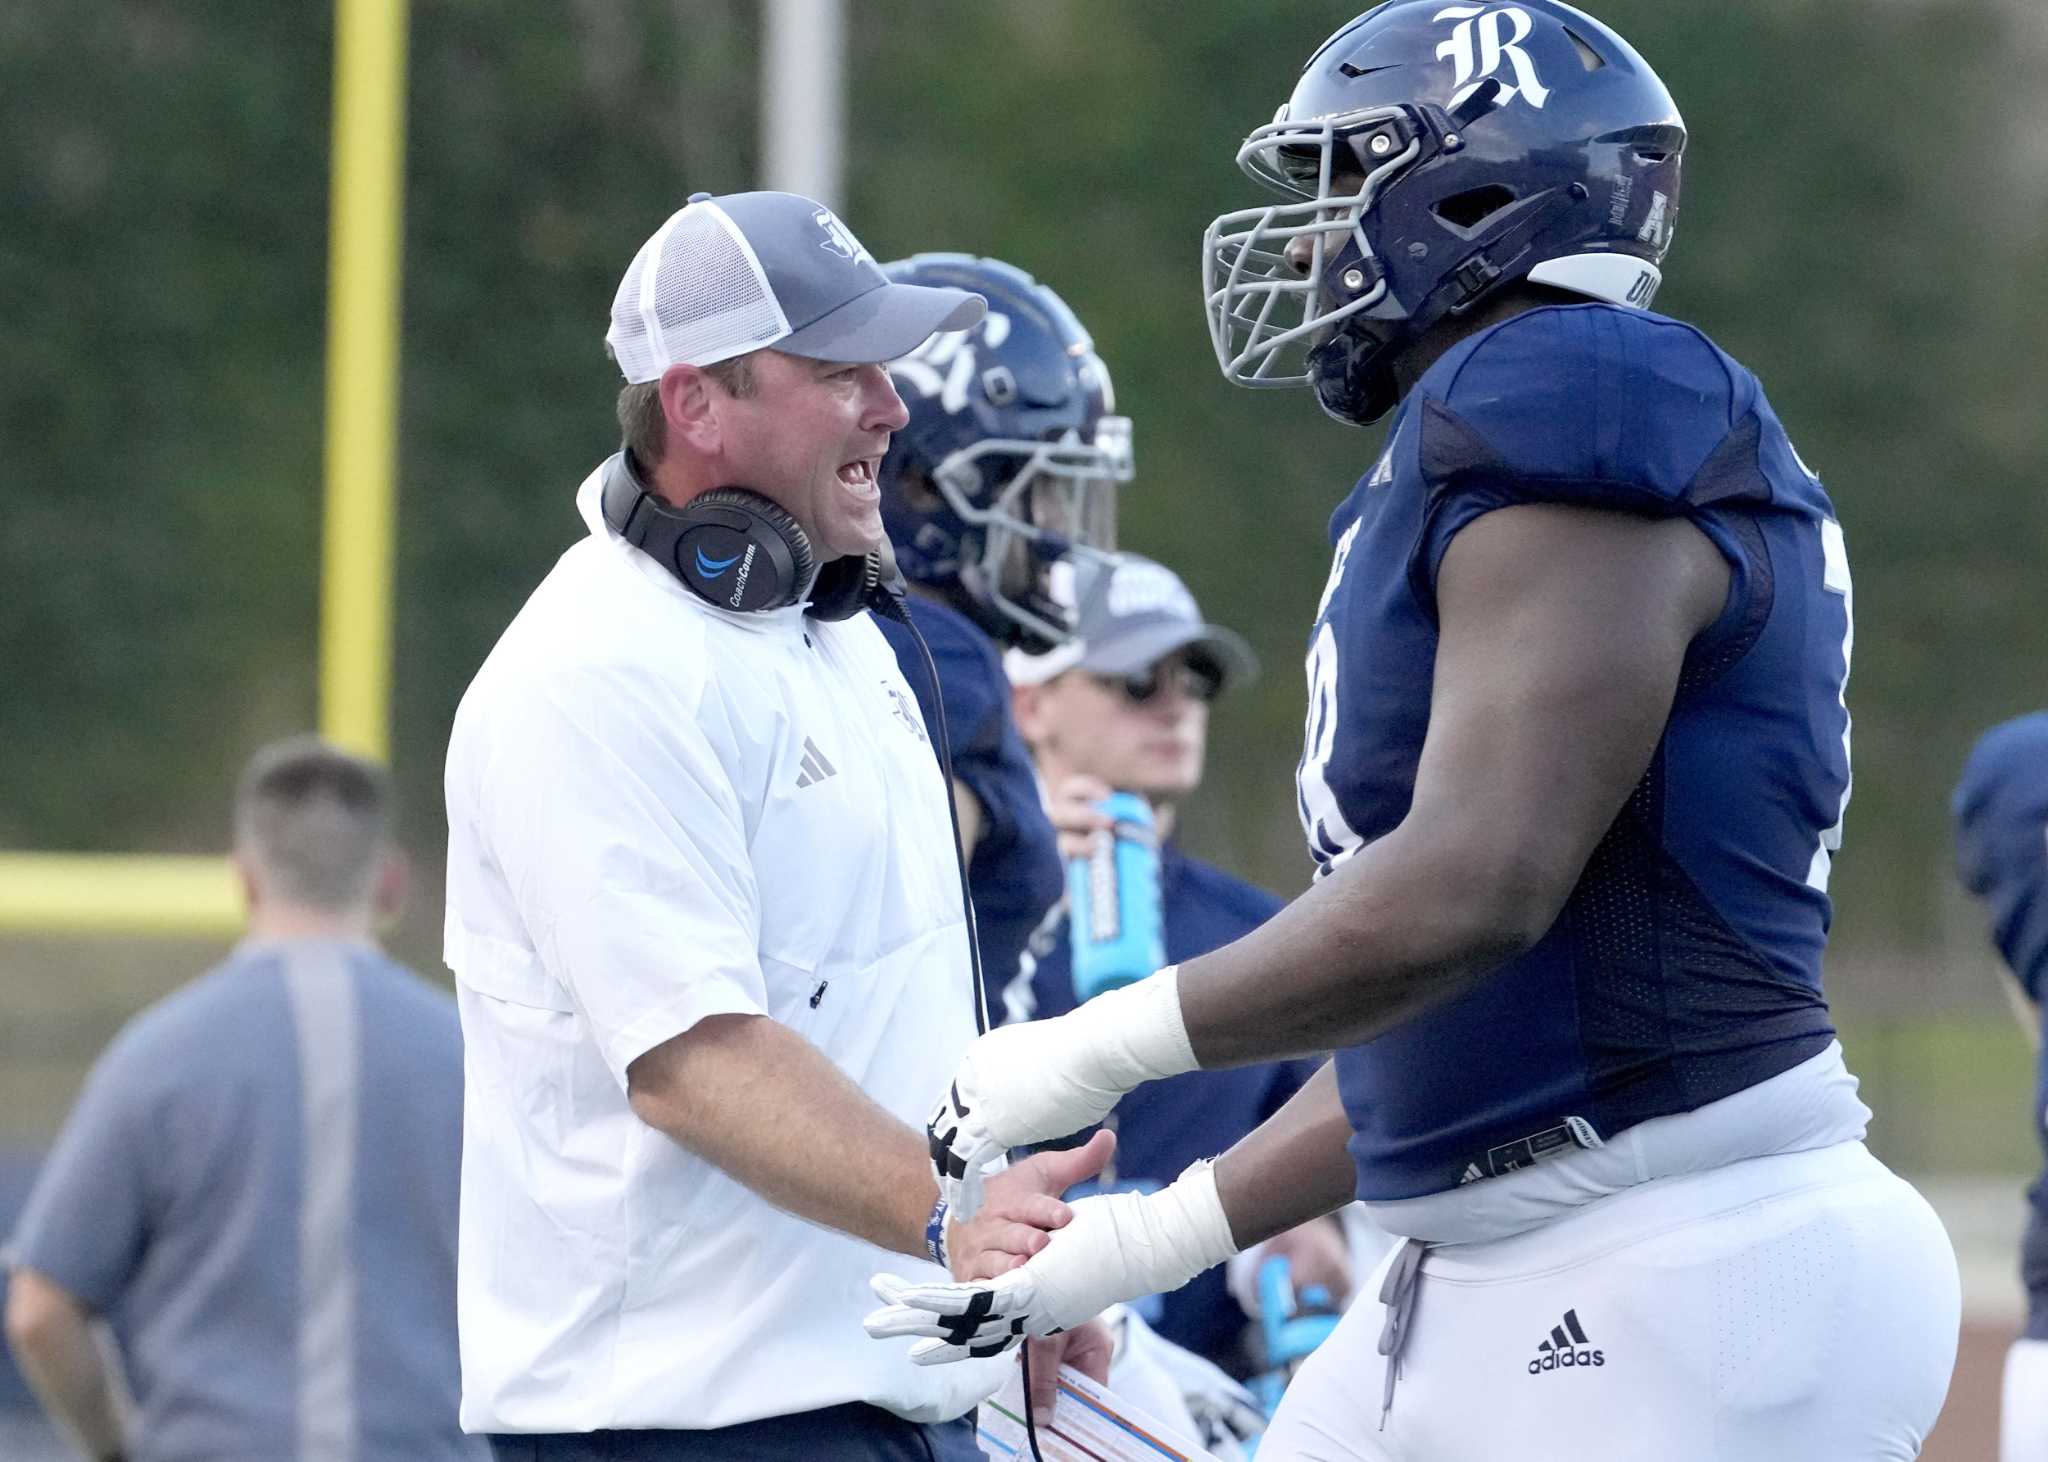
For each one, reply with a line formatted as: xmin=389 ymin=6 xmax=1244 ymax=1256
xmin=1410 ymin=302 xmax=1806 ymax=519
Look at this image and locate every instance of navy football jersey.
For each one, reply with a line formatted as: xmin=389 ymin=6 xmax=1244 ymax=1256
xmin=876 ymin=597 xmax=1065 ymax=997
xmin=1301 ymin=302 xmax=1853 ymax=1200
xmin=1006 ymin=844 xmax=1317 ymax=1373
xmin=1953 ymin=712 xmax=2048 ymax=1337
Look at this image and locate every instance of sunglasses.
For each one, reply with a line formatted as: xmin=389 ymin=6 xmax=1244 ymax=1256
xmin=1086 ymin=658 xmax=1224 ymax=706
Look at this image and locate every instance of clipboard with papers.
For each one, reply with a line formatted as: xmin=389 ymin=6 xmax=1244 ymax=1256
xmin=976 ymin=1362 xmax=1219 ymax=1461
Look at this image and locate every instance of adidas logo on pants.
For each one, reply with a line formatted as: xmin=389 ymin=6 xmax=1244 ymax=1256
xmin=1528 ymin=1309 xmax=1604 ymax=1374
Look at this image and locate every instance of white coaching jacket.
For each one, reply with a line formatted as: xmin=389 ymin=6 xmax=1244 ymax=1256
xmin=442 ymin=465 xmax=1003 ymax=1433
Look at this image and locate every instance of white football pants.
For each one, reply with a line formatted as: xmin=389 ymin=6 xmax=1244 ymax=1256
xmin=1258 ymin=1141 xmax=1959 ymax=1461
xmin=2004 ymin=1336 xmax=2048 ymax=1461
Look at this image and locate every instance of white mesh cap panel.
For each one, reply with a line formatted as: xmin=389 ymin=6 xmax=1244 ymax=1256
xmin=605 ymin=203 xmax=791 ymax=383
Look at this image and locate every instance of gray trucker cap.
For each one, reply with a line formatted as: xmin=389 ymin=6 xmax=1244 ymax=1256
xmin=606 ymin=191 xmax=985 ymax=382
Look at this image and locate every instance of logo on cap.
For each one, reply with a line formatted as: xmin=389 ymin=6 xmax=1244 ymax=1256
xmin=1107 ymin=561 xmax=1198 ymax=621
xmin=814 ymin=208 xmax=872 ymax=264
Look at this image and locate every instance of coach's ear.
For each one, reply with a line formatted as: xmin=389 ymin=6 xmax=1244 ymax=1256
xmin=372 ymin=846 xmax=410 ymax=929
xmin=659 ymin=362 xmax=724 ymax=458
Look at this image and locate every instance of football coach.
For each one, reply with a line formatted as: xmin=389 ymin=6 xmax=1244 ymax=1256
xmin=442 ymin=191 xmax=1112 ymax=1462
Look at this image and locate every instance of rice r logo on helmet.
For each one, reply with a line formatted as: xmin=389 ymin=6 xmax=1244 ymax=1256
xmin=813 ymin=207 xmax=872 ymax=264
xmin=1434 ymin=4 xmax=1550 ymax=110
xmin=890 ymin=311 xmax=1018 ymax=415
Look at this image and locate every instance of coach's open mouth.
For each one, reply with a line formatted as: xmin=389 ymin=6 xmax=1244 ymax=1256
xmin=837 ymin=458 xmax=879 ymax=497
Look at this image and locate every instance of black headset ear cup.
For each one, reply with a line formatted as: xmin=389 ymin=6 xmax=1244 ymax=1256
xmin=678 ymin=488 xmax=813 ymax=612
xmin=807 ymin=552 xmax=882 ymax=622
xmin=603 ymin=453 xmax=887 ymax=619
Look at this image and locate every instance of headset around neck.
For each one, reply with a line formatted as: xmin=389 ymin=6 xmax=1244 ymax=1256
xmin=598 ymin=450 xmax=884 ymax=621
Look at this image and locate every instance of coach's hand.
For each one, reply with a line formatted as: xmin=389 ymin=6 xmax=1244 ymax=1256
xmin=929 ymin=968 xmax=1198 ymax=1220
xmin=946 ymin=1131 xmax=1116 ymax=1282
xmin=865 ymin=1159 xmax=1239 ymax=1364
xmin=1025 ymin=1320 xmax=1113 ymax=1414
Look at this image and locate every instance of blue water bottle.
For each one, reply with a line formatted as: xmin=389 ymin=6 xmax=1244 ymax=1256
xmin=1248 ymin=1256 xmax=1342 ymax=1419
xmin=1067 ymin=791 xmax=1166 ymax=1003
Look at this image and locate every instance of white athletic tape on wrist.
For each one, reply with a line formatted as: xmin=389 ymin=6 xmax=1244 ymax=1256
xmin=1078 ymin=964 xmax=1198 ymax=1088
xmin=1150 ymin=1157 xmax=1242 ymax=1277
xmin=983 ymin=1157 xmax=1236 ymax=1341
xmin=962 ymin=964 xmax=1196 ymax=1151
xmin=864 ymin=1159 xmax=1242 ymax=1364
xmin=928 ymin=965 xmax=1197 ymax=1223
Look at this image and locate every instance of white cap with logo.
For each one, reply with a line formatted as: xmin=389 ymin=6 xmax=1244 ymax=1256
xmin=1006 ymin=554 xmax=1259 ymax=691
xmin=606 ymin=191 xmax=986 ymax=382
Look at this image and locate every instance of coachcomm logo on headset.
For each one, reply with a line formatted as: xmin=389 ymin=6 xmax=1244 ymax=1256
xmin=695 ymin=547 xmax=742 ymax=579
xmin=694 ymin=543 xmax=758 ymax=608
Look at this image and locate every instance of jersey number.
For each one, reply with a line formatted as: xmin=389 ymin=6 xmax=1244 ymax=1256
xmin=1807 ymin=517 xmax=1854 ymax=892
xmin=1298 ymin=622 xmax=1363 ymax=872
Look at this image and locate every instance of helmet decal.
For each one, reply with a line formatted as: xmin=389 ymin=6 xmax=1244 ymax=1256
xmin=1637 ymin=189 xmax=1669 ymax=247
xmin=1434 ymin=6 xmax=1551 ymax=111
xmin=889 ymin=311 xmax=1015 ymax=415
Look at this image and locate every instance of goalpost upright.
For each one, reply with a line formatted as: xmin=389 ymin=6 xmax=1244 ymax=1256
xmin=0 ymin=0 xmax=408 ymax=937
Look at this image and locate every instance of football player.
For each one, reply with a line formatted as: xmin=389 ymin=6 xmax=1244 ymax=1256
xmin=1955 ymin=714 xmax=2048 ymax=1462
xmin=873 ymin=254 xmax=1131 ymax=1006
xmin=867 ymin=4 xmax=1961 ymax=1457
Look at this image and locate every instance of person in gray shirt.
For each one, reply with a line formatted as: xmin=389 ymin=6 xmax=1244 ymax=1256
xmin=4 ymin=736 xmax=481 ymax=1462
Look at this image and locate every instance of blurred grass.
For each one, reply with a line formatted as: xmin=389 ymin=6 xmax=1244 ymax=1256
xmin=1844 ymin=1014 xmax=2040 ymax=1178
xmin=0 ymin=936 xmax=228 ymax=1144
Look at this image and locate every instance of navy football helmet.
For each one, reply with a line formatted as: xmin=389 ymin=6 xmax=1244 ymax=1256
xmin=1203 ymin=0 xmax=1686 ymax=425
xmin=879 ymin=254 xmax=1132 ymax=652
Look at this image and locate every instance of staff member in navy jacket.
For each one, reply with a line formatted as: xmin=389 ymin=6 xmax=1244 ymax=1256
xmin=1004 ymin=555 xmax=1357 ymax=1374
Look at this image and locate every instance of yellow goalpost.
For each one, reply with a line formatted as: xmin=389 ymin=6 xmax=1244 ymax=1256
xmin=0 ymin=0 xmax=410 ymax=937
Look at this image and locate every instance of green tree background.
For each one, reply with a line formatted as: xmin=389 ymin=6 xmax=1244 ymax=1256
xmin=5 ymin=1 xmax=2045 ymax=1164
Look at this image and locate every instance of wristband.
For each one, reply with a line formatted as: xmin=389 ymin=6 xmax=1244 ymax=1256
xmin=925 ymin=1196 xmax=950 ymax=1269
